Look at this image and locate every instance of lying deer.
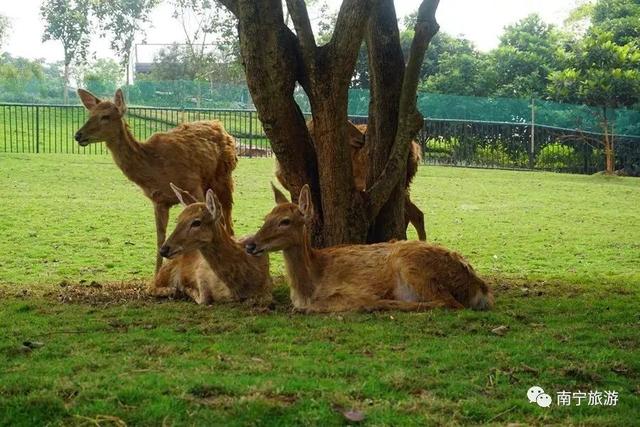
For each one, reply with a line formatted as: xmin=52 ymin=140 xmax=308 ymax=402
xmin=75 ymin=89 xmax=237 ymax=274
xmin=244 ymin=184 xmax=493 ymax=313
xmin=275 ymin=120 xmax=426 ymax=240
xmin=150 ymin=184 xmax=272 ymax=305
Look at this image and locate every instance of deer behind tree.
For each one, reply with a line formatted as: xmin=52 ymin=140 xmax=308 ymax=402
xmin=276 ymin=120 xmax=426 ymax=240
xmin=75 ymin=88 xmax=237 ymax=274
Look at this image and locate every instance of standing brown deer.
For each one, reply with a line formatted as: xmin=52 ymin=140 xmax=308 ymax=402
xmin=75 ymin=89 xmax=237 ymax=274
xmin=275 ymin=120 xmax=426 ymax=240
xmin=244 ymin=184 xmax=493 ymax=313
xmin=151 ymin=185 xmax=272 ymax=305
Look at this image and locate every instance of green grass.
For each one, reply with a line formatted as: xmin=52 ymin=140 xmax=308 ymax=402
xmin=1 ymin=153 xmax=639 ymax=425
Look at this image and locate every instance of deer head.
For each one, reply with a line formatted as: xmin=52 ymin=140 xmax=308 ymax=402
xmin=74 ymin=88 xmax=128 ymax=146
xmin=245 ymin=184 xmax=313 ymax=256
xmin=159 ymin=185 xmax=224 ymax=259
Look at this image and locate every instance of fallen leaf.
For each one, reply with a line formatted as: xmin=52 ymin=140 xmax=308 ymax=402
xmin=342 ymin=409 xmax=365 ymax=423
xmin=332 ymin=404 xmax=365 ymax=423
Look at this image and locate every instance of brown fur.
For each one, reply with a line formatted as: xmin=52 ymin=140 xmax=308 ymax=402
xmin=275 ymin=120 xmax=426 ymax=240
xmin=75 ymin=89 xmax=238 ymax=274
xmin=151 ymin=188 xmax=272 ymax=305
xmin=244 ymin=185 xmax=493 ymax=313
xmin=150 ymin=250 xmax=232 ymax=304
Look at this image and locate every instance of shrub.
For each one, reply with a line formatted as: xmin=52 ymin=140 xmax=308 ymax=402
xmin=536 ymin=143 xmax=581 ymax=172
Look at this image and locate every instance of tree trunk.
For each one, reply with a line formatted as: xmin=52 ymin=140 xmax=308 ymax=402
xmin=365 ymin=0 xmax=408 ymax=242
xmin=220 ymin=0 xmax=439 ymax=246
xmin=602 ymin=107 xmax=614 ymax=174
xmin=63 ymin=61 xmax=70 ymax=104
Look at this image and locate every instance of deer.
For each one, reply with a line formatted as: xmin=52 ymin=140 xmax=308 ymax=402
xmin=244 ymin=184 xmax=493 ymax=313
xmin=150 ymin=184 xmax=272 ymax=305
xmin=75 ymin=88 xmax=238 ymax=274
xmin=275 ymin=120 xmax=427 ymax=240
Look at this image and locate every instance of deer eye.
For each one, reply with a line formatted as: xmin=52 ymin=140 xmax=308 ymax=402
xmin=279 ymin=218 xmax=291 ymax=227
xmin=191 ymin=219 xmax=202 ymax=228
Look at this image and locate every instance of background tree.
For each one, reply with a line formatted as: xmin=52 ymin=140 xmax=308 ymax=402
xmin=0 ymin=14 xmax=11 ymax=51
xmin=591 ymin=0 xmax=640 ymax=44
xmin=548 ymin=31 xmax=640 ymax=174
xmin=217 ymin=0 xmax=440 ymax=246
xmin=167 ymin=0 xmax=241 ymax=105
xmin=489 ymin=14 xmax=563 ymax=98
xmin=92 ymin=0 xmax=161 ymax=85
xmin=82 ymin=58 xmax=123 ymax=96
xmin=40 ymin=0 xmax=91 ymax=103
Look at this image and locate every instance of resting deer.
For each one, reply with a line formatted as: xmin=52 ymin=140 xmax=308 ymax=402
xmin=151 ymin=185 xmax=272 ymax=305
xmin=275 ymin=120 xmax=426 ymax=240
xmin=244 ymin=184 xmax=493 ymax=313
xmin=75 ymin=89 xmax=237 ymax=274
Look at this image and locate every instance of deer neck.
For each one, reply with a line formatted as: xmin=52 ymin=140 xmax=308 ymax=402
xmin=105 ymin=122 xmax=147 ymax=180
xmin=198 ymin=225 xmax=260 ymax=294
xmin=281 ymin=227 xmax=317 ymax=303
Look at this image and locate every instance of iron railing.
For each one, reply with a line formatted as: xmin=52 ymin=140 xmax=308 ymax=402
xmin=1 ymin=103 xmax=638 ymax=175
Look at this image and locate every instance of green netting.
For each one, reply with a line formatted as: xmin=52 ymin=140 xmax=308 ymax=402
xmin=1 ymin=79 xmax=638 ymax=136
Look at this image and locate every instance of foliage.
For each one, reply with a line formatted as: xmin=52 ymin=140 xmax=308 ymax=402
xmin=422 ymin=51 xmax=492 ymax=96
xmin=591 ymin=0 xmax=640 ymax=44
xmin=535 ymin=142 xmax=581 ymax=171
xmin=82 ymin=59 xmax=124 ymax=97
xmin=490 ymin=14 xmax=563 ymax=98
xmin=92 ymin=0 xmax=161 ymax=76
xmin=0 ymin=14 xmax=10 ymax=50
xmin=0 ymin=54 xmax=67 ymax=103
xmin=141 ymin=43 xmax=243 ymax=85
xmin=40 ymin=0 xmax=91 ymax=67
xmin=548 ymin=32 xmax=640 ymax=110
xmin=167 ymin=0 xmax=241 ymax=83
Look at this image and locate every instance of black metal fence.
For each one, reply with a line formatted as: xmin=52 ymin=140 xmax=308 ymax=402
xmin=1 ymin=103 xmax=639 ymax=175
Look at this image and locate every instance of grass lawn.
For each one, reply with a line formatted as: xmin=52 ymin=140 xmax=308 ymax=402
xmin=1 ymin=153 xmax=639 ymax=426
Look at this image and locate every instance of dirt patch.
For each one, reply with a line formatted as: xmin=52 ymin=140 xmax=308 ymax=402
xmin=46 ymin=280 xmax=156 ymax=306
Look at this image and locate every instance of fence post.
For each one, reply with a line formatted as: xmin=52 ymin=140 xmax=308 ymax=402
xmin=249 ymin=111 xmax=254 ymax=157
xmin=35 ymin=106 xmax=40 ymax=153
xmin=529 ymin=98 xmax=535 ymax=169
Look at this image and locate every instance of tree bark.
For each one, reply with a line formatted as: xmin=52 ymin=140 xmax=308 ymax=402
xmin=365 ymin=0 xmax=408 ymax=242
xmin=221 ymin=0 xmax=439 ymax=246
xmin=63 ymin=60 xmax=70 ymax=105
xmin=602 ymin=107 xmax=614 ymax=174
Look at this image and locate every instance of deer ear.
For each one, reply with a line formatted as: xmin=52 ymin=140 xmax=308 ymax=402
xmin=114 ymin=88 xmax=127 ymax=115
xmin=298 ymin=184 xmax=313 ymax=219
xmin=78 ymin=89 xmax=100 ymax=110
xmin=271 ymin=182 xmax=289 ymax=205
xmin=170 ymin=183 xmax=189 ymax=207
xmin=205 ymin=189 xmax=222 ymax=221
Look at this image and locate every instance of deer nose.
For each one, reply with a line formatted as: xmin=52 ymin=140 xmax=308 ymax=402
xmin=159 ymin=245 xmax=171 ymax=258
xmin=74 ymin=131 xmax=83 ymax=142
xmin=245 ymin=242 xmax=257 ymax=254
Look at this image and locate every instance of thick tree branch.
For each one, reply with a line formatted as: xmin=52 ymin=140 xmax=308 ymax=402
xmin=366 ymin=0 xmax=439 ymax=217
xmin=286 ymin=0 xmax=316 ymax=53
xmin=217 ymin=0 xmax=238 ymax=16
xmin=327 ymin=0 xmax=372 ymax=85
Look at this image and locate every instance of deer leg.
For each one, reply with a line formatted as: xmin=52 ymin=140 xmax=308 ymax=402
xmin=153 ymin=203 xmax=170 ymax=275
xmin=405 ymin=196 xmax=427 ymax=241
